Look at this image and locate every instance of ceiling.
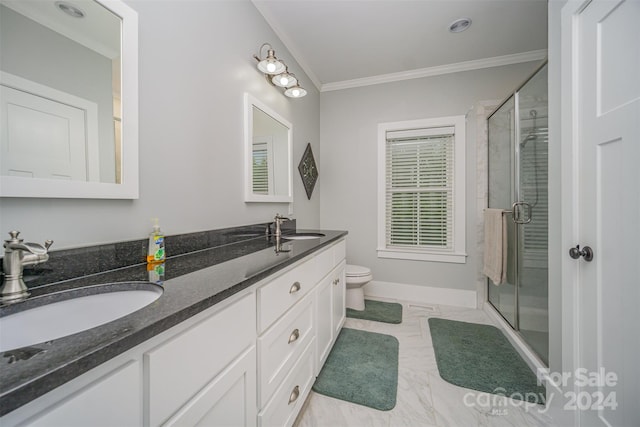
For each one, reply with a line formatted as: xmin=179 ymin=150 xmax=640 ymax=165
xmin=1 ymin=0 xmax=121 ymax=58
xmin=253 ymin=0 xmax=548 ymax=92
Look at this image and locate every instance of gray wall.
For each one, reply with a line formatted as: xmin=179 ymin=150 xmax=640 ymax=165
xmin=0 ymin=0 xmax=320 ymax=249
xmin=319 ymin=63 xmax=540 ymax=292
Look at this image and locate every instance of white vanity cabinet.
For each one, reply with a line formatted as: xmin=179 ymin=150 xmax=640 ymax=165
xmin=2 ymin=237 xmax=347 ymax=427
xmin=6 ymin=359 xmax=143 ymax=427
xmin=316 ymin=261 xmax=346 ymax=371
xmin=256 ymin=238 xmax=346 ymax=427
xmin=3 ymin=292 xmax=257 ymax=427
xmin=145 ymin=293 xmax=257 ymax=427
xmin=315 ymin=239 xmax=346 ymax=373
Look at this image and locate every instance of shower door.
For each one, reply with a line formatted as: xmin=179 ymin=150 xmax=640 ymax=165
xmin=487 ymin=96 xmax=517 ymax=328
xmin=488 ymin=64 xmax=549 ymax=365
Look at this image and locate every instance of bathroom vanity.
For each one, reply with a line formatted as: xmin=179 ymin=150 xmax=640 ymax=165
xmin=0 ymin=229 xmax=347 ymax=427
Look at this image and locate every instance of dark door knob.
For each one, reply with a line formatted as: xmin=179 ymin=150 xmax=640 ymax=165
xmin=569 ymin=245 xmax=593 ymax=262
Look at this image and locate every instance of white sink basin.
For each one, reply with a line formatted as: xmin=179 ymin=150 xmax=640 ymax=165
xmin=282 ymin=233 xmax=325 ymax=240
xmin=0 ymin=283 xmax=163 ymax=352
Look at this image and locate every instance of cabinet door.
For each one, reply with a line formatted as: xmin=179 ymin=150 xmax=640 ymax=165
xmin=315 ymin=274 xmax=333 ymax=373
xmin=163 ymin=346 xmax=257 ymax=427
xmin=146 ymin=294 xmax=255 ymax=426
xmin=332 ymin=262 xmax=346 ymax=338
xmin=22 ymin=360 xmax=141 ymax=427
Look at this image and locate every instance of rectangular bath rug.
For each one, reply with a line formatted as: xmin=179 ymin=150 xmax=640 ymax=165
xmin=346 ymin=299 xmax=402 ymax=324
xmin=428 ymin=318 xmax=545 ymax=404
xmin=312 ymin=328 xmax=399 ymax=411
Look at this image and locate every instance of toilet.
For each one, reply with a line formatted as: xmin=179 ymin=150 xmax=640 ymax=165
xmin=345 ymin=264 xmax=373 ymax=311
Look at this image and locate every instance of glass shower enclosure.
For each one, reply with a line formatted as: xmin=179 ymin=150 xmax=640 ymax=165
xmin=487 ymin=63 xmax=549 ymax=365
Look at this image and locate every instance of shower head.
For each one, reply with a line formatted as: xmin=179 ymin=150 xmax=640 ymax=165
xmin=520 ymin=109 xmax=538 ymax=148
xmin=521 ymin=134 xmax=536 ymax=147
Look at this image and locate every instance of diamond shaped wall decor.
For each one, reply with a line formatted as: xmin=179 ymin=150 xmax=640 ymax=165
xmin=298 ymin=143 xmax=318 ymax=200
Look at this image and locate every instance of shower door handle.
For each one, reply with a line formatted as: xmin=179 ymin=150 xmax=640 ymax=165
xmin=512 ymin=202 xmax=532 ymax=224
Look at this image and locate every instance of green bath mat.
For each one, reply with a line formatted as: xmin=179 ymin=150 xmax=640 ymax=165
xmin=428 ymin=318 xmax=545 ymax=404
xmin=346 ymin=299 xmax=403 ymax=324
xmin=312 ymin=328 xmax=399 ymax=411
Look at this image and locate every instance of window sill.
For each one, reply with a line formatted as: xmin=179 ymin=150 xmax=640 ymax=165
xmin=377 ymin=248 xmax=467 ymax=264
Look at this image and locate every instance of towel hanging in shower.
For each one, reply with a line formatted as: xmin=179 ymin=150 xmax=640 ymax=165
xmin=483 ymin=208 xmax=507 ymax=285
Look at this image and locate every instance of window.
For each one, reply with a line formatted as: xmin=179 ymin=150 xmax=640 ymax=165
xmin=251 ymin=137 xmax=273 ymax=195
xmin=377 ymin=116 xmax=466 ymax=263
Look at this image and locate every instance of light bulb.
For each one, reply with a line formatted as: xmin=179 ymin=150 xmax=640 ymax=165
xmin=285 ymin=85 xmax=306 ymax=98
xmin=266 ymin=62 xmax=276 ymax=73
xmin=279 ymin=76 xmax=290 ymax=86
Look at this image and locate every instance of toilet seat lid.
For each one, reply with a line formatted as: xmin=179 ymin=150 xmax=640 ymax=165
xmin=346 ymin=264 xmax=371 ymax=277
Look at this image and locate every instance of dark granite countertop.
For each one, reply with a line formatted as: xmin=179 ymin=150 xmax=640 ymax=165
xmin=0 ymin=229 xmax=347 ymax=416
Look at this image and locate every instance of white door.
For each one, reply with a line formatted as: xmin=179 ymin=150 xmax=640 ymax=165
xmin=1 ymin=85 xmax=89 ymax=180
xmin=565 ymin=0 xmax=640 ymax=425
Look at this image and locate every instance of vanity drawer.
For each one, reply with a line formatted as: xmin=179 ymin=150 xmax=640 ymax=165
xmin=311 ymin=243 xmax=336 ymax=282
xmin=258 ymin=247 xmax=332 ymax=332
xmin=258 ymin=340 xmax=315 ymax=427
xmin=333 ymin=239 xmax=346 ymax=265
xmin=258 ymin=292 xmax=314 ymax=407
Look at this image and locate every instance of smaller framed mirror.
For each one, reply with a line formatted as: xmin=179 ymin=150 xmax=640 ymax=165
xmin=244 ymin=93 xmax=292 ymax=203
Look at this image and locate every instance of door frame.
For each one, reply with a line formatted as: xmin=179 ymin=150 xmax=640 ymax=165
xmin=560 ymin=0 xmax=592 ymax=425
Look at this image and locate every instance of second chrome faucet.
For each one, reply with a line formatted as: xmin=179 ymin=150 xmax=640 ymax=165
xmin=273 ymin=213 xmax=291 ymax=237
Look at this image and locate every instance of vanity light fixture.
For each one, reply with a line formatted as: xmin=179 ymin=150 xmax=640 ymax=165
xmin=254 ymin=42 xmax=307 ymax=99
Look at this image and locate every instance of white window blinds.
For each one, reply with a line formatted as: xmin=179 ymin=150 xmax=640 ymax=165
xmin=385 ymin=127 xmax=455 ymax=250
xmin=252 ymin=144 xmax=269 ymax=195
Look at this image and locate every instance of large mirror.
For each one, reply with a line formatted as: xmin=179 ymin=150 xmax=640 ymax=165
xmin=0 ymin=0 xmax=138 ymax=198
xmin=244 ymin=93 xmax=292 ymax=203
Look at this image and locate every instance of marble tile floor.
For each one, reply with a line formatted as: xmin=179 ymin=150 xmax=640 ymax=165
xmin=293 ymin=298 xmax=556 ymax=427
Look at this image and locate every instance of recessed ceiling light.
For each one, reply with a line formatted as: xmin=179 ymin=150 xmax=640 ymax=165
xmin=55 ymin=1 xmax=86 ymax=18
xmin=449 ymin=18 xmax=472 ymax=33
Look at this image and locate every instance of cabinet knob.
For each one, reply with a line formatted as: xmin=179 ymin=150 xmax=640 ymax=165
xmin=288 ymin=328 xmax=300 ymax=344
xmin=288 ymin=385 xmax=300 ymax=405
xmin=289 ymin=282 xmax=301 ymax=294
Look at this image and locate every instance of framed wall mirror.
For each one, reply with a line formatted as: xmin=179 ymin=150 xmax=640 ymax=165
xmin=0 ymin=0 xmax=139 ymax=199
xmin=244 ymin=93 xmax=292 ymax=203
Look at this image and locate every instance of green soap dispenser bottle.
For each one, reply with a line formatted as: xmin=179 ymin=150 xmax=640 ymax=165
xmin=147 ymin=218 xmax=165 ymax=263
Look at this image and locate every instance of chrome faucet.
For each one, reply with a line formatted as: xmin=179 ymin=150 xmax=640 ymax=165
xmin=1 ymin=231 xmax=53 ymax=304
xmin=273 ymin=213 xmax=291 ymax=237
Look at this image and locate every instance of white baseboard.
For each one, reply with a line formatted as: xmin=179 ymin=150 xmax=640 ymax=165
xmin=363 ymin=280 xmax=477 ymax=308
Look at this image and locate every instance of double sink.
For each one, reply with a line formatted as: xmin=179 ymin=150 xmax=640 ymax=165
xmin=0 ymin=233 xmax=324 ymax=353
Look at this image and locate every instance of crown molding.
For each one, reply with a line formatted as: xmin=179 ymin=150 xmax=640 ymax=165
xmin=321 ymin=49 xmax=548 ymax=92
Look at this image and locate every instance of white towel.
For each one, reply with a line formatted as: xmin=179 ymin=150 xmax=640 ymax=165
xmin=483 ymin=208 xmax=507 ymax=285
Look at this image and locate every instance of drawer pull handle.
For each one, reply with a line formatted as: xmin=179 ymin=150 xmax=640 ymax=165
xmin=289 ymin=282 xmax=301 ymax=294
xmin=288 ymin=385 xmax=300 ymax=405
xmin=333 ymin=278 xmax=340 ymax=285
xmin=288 ymin=328 xmax=300 ymax=344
